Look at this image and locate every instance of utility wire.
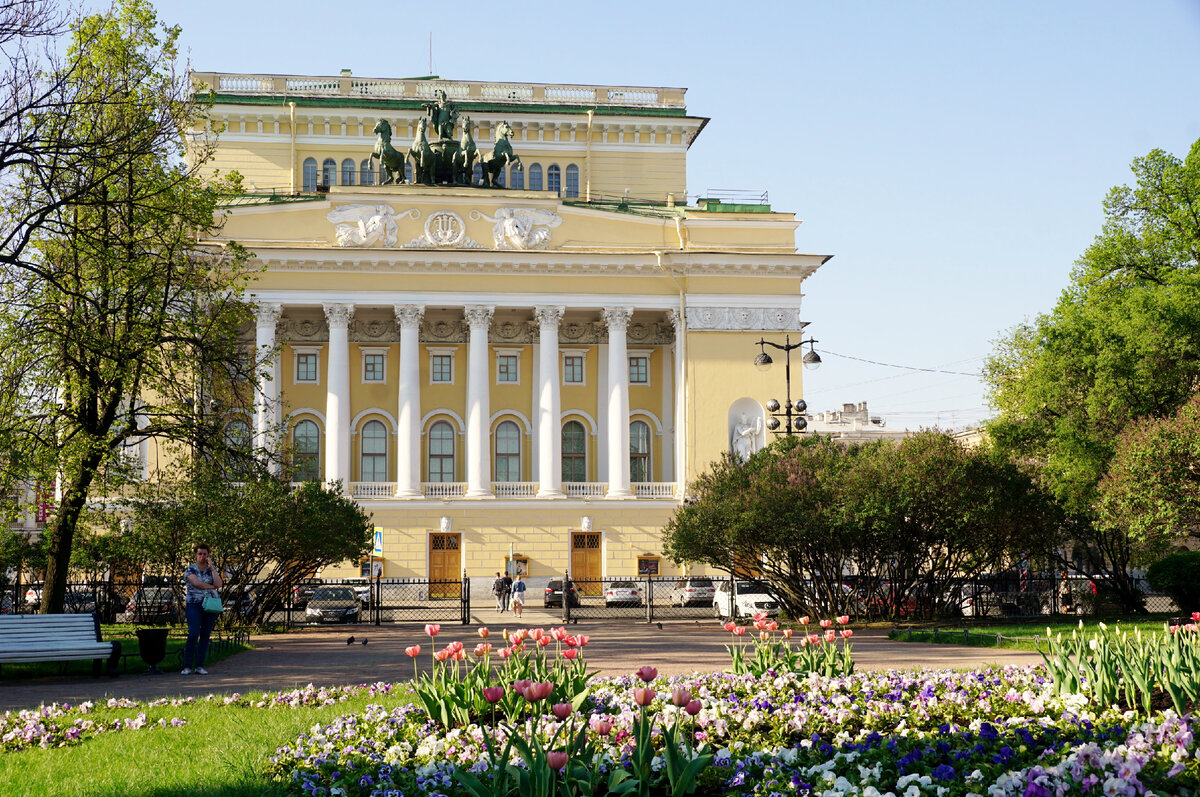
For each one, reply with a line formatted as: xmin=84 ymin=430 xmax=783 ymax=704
xmin=820 ymin=349 xmax=981 ymax=377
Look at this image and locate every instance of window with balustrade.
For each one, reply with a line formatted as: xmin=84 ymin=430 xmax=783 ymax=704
xmin=292 ymin=419 xmax=320 ymax=482
xmin=321 ymin=158 xmax=336 ymax=187
xmin=565 ymin=164 xmax=579 ymax=198
xmin=528 ymin=163 xmax=543 ymax=191
xmin=630 ymin=420 xmax=651 ymax=482
xmin=360 ymin=159 xmax=374 ymax=186
xmin=303 ymin=158 xmax=317 ymax=192
xmin=494 ymin=420 xmax=521 ymax=482
xmin=360 ymin=420 xmax=388 ymax=482
xmin=427 ymin=421 xmax=456 ymax=482
xmin=562 ymin=421 xmax=586 ymax=483
xmin=547 ymin=164 xmax=561 ymax=195
xmin=341 ymin=158 xmax=356 ymax=186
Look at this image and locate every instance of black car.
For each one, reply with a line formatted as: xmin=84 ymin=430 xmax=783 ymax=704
xmin=543 ymin=579 xmax=580 ymax=608
xmin=304 ymin=586 xmax=361 ymax=624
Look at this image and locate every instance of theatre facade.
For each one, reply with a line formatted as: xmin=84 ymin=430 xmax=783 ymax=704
xmin=189 ymin=71 xmax=830 ymax=585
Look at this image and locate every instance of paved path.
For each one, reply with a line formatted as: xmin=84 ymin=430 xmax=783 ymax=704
xmin=0 ymin=614 xmax=1042 ymax=711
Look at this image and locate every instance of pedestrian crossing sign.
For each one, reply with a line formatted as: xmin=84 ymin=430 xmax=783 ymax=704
xmin=373 ymin=528 xmax=384 ymax=556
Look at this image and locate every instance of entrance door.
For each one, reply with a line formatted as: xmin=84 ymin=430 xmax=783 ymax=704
xmin=570 ymin=532 xmax=601 ymax=595
xmin=429 ymin=533 xmax=461 ymax=599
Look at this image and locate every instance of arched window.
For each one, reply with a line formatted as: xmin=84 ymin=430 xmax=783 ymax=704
xmin=404 ymin=162 xmax=413 ymax=183
xmin=494 ymin=421 xmax=521 ymax=482
xmin=321 ymin=158 xmax=337 ymax=188
xmin=223 ymin=418 xmax=250 ymax=451
xmin=428 ymin=421 xmax=455 ymax=482
xmin=360 ymin=420 xmax=387 ymax=482
xmin=509 ymin=166 xmax=524 ymax=190
xmin=496 ymin=167 xmax=505 ymax=188
xmin=547 ymin=165 xmax=561 ymax=195
xmin=341 ymin=158 xmax=356 ymax=186
xmin=360 ymin=159 xmax=374 ymax=186
xmin=564 ymin=164 xmax=579 ymax=198
xmin=292 ymin=419 xmax=320 ymax=482
xmin=562 ymin=421 xmax=586 ymax=483
xmin=473 ymin=163 xmax=483 ymax=186
xmin=302 ymin=158 xmax=317 ymax=192
xmin=528 ymin=163 xmax=543 ymax=192
xmin=630 ymin=420 xmax=651 ymax=482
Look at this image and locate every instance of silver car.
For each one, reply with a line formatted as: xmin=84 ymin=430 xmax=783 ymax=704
xmin=604 ymin=580 xmax=642 ymax=607
xmin=669 ymin=577 xmax=715 ymax=607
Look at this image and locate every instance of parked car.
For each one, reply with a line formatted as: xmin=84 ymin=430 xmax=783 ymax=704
xmin=24 ymin=585 xmax=42 ymax=609
xmin=292 ymin=579 xmax=324 ymax=608
xmin=342 ymin=578 xmax=372 ymax=606
xmin=604 ymin=580 xmax=642 ymax=608
xmin=668 ymin=577 xmax=715 ymax=607
xmin=543 ymin=578 xmax=580 ymax=608
xmin=712 ymin=580 xmax=780 ymax=619
xmin=24 ymin=585 xmax=98 ymax=614
xmin=304 ymin=586 xmax=362 ymax=624
xmin=126 ymin=588 xmax=180 ymax=623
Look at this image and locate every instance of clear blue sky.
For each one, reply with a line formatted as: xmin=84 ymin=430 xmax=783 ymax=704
xmin=160 ymin=0 xmax=1200 ymax=430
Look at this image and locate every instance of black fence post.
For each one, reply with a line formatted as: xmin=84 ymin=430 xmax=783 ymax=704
xmin=562 ymin=571 xmax=570 ymax=624
xmin=461 ymin=571 xmax=469 ymax=625
xmin=374 ymin=574 xmax=381 ymax=626
xmin=730 ymin=575 xmax=737 ymax=620
xmin=645 ymin=574 xmax=653 ymax=623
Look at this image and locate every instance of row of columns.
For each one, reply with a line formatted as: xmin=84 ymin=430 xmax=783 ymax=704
xmin=253 ymin=302 xmax=639 ymax=499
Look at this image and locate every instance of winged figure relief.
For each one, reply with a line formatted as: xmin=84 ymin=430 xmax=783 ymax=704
xmin=470 ymin=208 xmax=563 ymax=250
xmin=327 ymin=205 xmax=400 ymax=248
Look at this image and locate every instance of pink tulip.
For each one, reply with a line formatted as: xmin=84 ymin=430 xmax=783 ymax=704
xmin=841 ymin=629 xmax=853 ymax=639
xmin=685 ymin=699 xmax=702 ymax=716
xmin=449 ymin=640 xmax=464 ymax=653
xmin=752 ymin=612 xmax=768 ymax=622
xmin=807 ymin=633 xmax=821 ymax=645
xmin=454 ymin=649 xmax=465 ymax=661
xmin=547 ymin=751 xmax=568 ymax=772
xmin=632 ymin=686 xmax=656 ymax=706
xmin=482 ymin=687 xmax=504 ymax=704
xmin=552 ymin=627 xmax=568 ymax=642
xmin=759 ymin=631 xmax=770 ymax=642
xmin=1170 ymin=625 xmax=1180 ymax=634
xmin=798 ymin=616 xmax=810 ymax=625
xmin=824 ymin=630 xmax=836 ymax=643
xmin=405 ymin=645 xmax=421 ymax=658
xmin=819 ymin=619 xmax=832 ymax=629
xmin=512 ymin=679 xmax=532 ymax=695
xmin=634 ymin=665 xmax=658 ymax=682
xmin=590 ymin=716 xmax=613 ymax=735
xmin=425 ymin=623 xmax=441 ymax=637
xmin=836 ymin=615 xmax=850 ymax=625
xmin=577 ymin=635 xmax=590 ymax=646
xmin=523 ymin=681 xmax=554 ymax=702
xmin=732 ymin=626 xmax=746 ymax=637
xmin=563 ymin=635 xmax=579 ymax=647
xmin=753 ymin=620 xmax=766 ymax=631
xmin=723 ymin=621 xmax=736 ymax=633
xmin=499 ymin=647 xmax=513 ymax=659
xmin=782 ymin=629 xmax=793 ymax=639
xmin=671 ymin=687 xmax=692 ymax=707
xmin=1186 ymin=624 xmax=1199 ymax=633
xmin=538 ymin=637 xmax=552 ymax=647
xmin=552 ymin=702 xmax=572 ymax=719
xmin=478 ymin=627 xmax=490 ymax=639
xmin=561 ymin=648 xmax=578 ymax=660
xmin=797 ymin=636 xmax=809 ymax=648
xmin=531 ymin=628 xmax=545 ymax=640
xmin=474 ymin=642 xmax=492 ymax=658
xmin=434 ymin=649 xmax=449 ymax=662
xmin=765 ymin=620 xmax=778 ymax=631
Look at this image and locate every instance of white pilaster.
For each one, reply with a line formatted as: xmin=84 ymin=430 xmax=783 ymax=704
xmin=324 ymin=303 xmax=354 ymax=492
xmin=464 ymin=305 xmax=495 ymax=498
xmin=669 ymin=309 xmax=686 ymax=499
xmin=253 ymin=303 xmax=282 ymax=456
xmin=603 ymin=307 xmax=633 ymax=499
xmin=534 ymin=306 xmax=565 ymax=498
xmin=394 ymin=304 xmax=424 ymax=498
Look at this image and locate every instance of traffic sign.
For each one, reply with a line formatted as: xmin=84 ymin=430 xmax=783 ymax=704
xmin=373 ymin=528 xmax=384 ymax=556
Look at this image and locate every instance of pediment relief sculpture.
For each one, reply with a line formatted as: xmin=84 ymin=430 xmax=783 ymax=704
xmin=469 ymin=208 xmax=562 ymax=250
xmin=327 ymin=205 xmax=419 ymax=248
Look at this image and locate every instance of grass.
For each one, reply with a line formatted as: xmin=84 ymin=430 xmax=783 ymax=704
xmin=890 ymin=618 xmax=1178 ymax=651
xmin=0 ymin=688 xmax=414 ymax=796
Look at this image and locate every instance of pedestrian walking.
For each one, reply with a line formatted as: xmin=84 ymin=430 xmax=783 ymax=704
xmin=491 ymin=572 xmax=505 ymax=611
xmin=500 ymin=572 xmax=513 ymax=612
xmin=511 ymin=575 xmax=526 ymax=618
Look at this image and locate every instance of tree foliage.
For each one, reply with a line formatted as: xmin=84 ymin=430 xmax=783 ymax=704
xmin=663 ymin=432 xmax=1061 ymax=619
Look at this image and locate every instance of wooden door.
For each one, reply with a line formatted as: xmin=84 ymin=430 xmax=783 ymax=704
xmin=429 ymin=533 xmax=461 ymax=599
xmin=571 ymin=532 xmax=601 ymax=595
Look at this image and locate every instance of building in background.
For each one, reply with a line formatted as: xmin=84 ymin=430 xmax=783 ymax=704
xmin=184 ymin=70 xmax=830 ymax=589
xmin=804 ymin=401 xmax=914 ymax=443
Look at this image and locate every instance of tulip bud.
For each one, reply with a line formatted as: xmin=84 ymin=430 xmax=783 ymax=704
xmin=799 ymin=616 xmax=810 ymax=625
xmin=634 ymin=665 xmax=658 ymax=683
xmin=482 ymin=686 xmax=504 ymax=704
xmin=552 ymin=703 xmax=572 ymax=719
xmin=632 ymin=686 xmax=656 ymax=707
xmin=671 ymin=687 xmax=692 ymax=707
xmin=759 ymin=631 xmax=770 ymax=642
xmin=685 ymin=699 xmax=702 ymax=716
xmin=478 ymin=627 xmax=490 ymax=639
xmin=590 ymin=716 xmax=614 ymax=736
xmin=547 ymin=751 xmax=568 ymax=772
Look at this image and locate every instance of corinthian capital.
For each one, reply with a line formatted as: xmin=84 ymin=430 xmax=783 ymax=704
xmin=601 ymin=306 xmax=633 ymax=332
xmin=463 ymin=305 xmax=495 ymax=329
xmin=533 ymin=305 xmax=565 ymax=329
xmin=254 ymin=302 xmax=283 ymax=327
xmin=393 ymin=304 xmax=425 ymax=330
xmin=323 ymin=303 xmax=355 ymax=328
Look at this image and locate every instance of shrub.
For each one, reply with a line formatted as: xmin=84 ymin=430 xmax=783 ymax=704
xmin=1147 ymin=550 xmax=1200 ymax=613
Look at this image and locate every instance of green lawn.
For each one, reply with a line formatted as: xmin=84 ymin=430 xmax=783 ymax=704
xmin=0 ymin=687 xmax=413 ymax=796
xmin=890 ymin=619 xmax=1178 ymax=651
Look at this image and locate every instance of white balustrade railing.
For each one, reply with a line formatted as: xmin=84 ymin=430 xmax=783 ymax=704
xmin=492 ymin=481 xmax=538 ymax=498
xmin=634 ymin=482 xmax=677 ymax=499
xmin=564 ymin=482 xmax=607 ymax=498
xmin=193 ymin=72 xmax=685 ymax=109
xmin=422 ymin=482 xmax=466 ymax=498
xmin=350 ymin=482 xmax=396 ymax=498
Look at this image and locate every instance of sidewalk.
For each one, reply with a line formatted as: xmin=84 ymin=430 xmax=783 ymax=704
xmin=0 ymin=623 xmax=1042 ymax=711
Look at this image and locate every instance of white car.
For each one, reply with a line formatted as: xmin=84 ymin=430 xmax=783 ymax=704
xmin=668 ymin=577 xmax=716 ymax=607
xmin=604 ymin=580 xmax=642 ymax=607
xmin=713 ymin=580 xmax=781 ymax=619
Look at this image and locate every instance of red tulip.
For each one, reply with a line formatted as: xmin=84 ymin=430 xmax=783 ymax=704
xmin=474 ymin=642 xmax=492 ymax=657
xmin=1192 ymin=611 xmax=1200 ymax=623
xmin=552 ymin=702 xmax=572 ymax=719
xmin=538 ymin=636 xmax=552 ymax=647
xmin=671 ymin=687 xmax=692 ymax=707
xmin=824 ymin=630 xmax=836 ymax=643
xmin=634 ymin=665 xmax=658 ymax=682
xmin=449 ymin=640 xmax=464 ymax=653
xmin=453 ymin=649 xmax=465 ymax=661
xmin=1170 ymin=625 xmax=1180 ymax=634
xmin=782 ymin=629 xmax=793 ymax=639
xmin=799 ymin=616 xmax=810 ymax=625
xmin=547 ymin=751 xmax=568 ymax=772
xmin=552 ymin=627 xmax=568 ymax=642
xmin=765 ymin=620 xmax=778 ymax=632
xmin=836 ymin=615 xmax=850 ymax=625
xmin=732 ymin=626 xmax=746 ymax=637
xmin=632 ymin=686 xmax=656 ymax=706
xmin=819 ymin=619 xmax=832 ymax=629
xmin=482 ymin=686 xmax=504 ymax=704
xmin=478 ymin=627 xmax=490 ymax=638
xmin=434 ymin=649 xmax=449 ymax=662
xmin=561 ymin=648 xmax=579 ymax=660
xmin=590 ymin=716 xmax=613 ymax=735
xmin=723 ymin=621 xmax=736 ymax=633
xmin=577 ymin=635 xmax=590 ymax=646
xmin=840 ymin=629 xmax=853 ymax=639
xmin=685 ymin=699 xmax=702 ymax=716
xmin=405 ymin=645 xmax=421 ymax=658
xmin=425 ymin=623 xmax=441 ymax=637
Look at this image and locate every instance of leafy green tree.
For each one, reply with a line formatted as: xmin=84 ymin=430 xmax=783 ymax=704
xmin=0 ymin=0 xmax=255 ymax=613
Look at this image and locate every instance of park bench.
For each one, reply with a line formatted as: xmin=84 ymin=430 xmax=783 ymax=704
xmin=0 ymin=613 xmax=122 ymax=676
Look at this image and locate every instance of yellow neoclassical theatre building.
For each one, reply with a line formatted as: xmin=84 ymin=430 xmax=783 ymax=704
xmin=189 ymin=70 xmax=830 ymax=587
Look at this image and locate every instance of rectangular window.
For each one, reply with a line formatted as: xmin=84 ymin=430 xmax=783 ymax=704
xmin=296 ymin=353 xmax=318 ymax=382
xmin=431 ymin=355 xmax=453 ymax=383
xmin=363 ymin=353 xmax=385 ymax=382
xmin=563 ymin=356 xmax=584 ymax=384
xmin=497 ymin=354 xmax=519 ymax=383
xmin=629 ymin=356 xmax=648 ymax=384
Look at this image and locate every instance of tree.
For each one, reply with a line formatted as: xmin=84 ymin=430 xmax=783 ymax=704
xmin=0 ymin=0 xmax=255 ymax=613
xmin=984 ymin=138 xmax=1200 ymax=609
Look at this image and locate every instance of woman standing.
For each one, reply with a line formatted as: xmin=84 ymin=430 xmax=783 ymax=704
xmin=511 ymin=575 xmax=526 ymax=618
xmin=182 ymin=543 xmax=222 ymax=675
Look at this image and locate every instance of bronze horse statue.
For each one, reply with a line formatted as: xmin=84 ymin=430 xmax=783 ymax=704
xmin=453 ymin=116 xmax=477 ymax=186
xmin=408 ymin=118 xmax=435 ymax=185
xmin=478 ymin=121 xmax=522 ymax=188
xmin=371 ymin=119 xmax=407 ymax=185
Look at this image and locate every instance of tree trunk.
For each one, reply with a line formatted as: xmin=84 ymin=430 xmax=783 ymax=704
xmin=41 ymin=452 xmax=102 ymax=614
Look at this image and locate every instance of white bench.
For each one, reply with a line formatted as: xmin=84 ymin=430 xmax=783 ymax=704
xmin=0 ymin=614 xmax=122 ymax=676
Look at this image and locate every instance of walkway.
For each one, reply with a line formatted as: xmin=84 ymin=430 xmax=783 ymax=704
xmin=0 ymin=617 xmax=1043 ymax=711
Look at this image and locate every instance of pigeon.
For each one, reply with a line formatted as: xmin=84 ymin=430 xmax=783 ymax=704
xmin=346 ymin=636 xmax=355 ymax=645
xmin=656 ymin=622 xmax=662 ymax=630
xmin=361 ymin=638 xmax=368 ymax=645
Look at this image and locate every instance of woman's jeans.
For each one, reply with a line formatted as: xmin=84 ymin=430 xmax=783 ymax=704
xmin=184 ymin=601 xmax=218 ymax=668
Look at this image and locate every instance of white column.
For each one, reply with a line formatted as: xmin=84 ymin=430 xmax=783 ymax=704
xmin=534 ymin=306 xmax=565 ymax=498
xmin=324 ymin=303 xmax=354 ymax=493
xmin=394 ymin=304 xmax=424 ymax=498
xmin=603 ymin=307 xmax=633 ymax=499
xmin=253 ymin=303 xmax=283 ymax=456
xmin=464 ymin=305 xmax=495 ymax=498
xmin=670 ymin=309 xmax=685 ymax=498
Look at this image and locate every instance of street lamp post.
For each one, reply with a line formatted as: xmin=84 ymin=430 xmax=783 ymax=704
xmin=754 ymin=335 xmax=821 ymax=437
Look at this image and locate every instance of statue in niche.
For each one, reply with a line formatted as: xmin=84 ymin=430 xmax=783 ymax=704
xmin=731 ymin=413 xmax=762 ymax=461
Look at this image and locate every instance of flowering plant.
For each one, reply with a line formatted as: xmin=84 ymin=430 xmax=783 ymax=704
xmin=724 ymin=614 xmax=854 ymax=678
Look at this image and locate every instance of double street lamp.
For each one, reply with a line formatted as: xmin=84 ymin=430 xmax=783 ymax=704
xmin=754 ymin=335 xmax=821 ymax=436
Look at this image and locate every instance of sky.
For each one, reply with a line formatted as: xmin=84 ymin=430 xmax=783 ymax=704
xmin=156 ymin=0 xmax=1200 ymax=430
